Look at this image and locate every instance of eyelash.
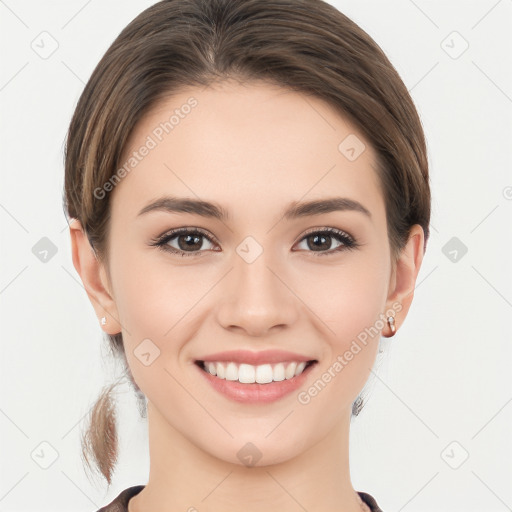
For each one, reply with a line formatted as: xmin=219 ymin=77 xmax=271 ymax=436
xmin=149 ymin=226 xmax=358 ymax=258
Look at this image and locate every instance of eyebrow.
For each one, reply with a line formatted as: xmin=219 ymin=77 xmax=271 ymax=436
xmin=137 ymin=195 xmax=372 ymax=221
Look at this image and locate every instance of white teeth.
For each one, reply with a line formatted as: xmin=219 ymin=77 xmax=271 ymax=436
xmin=239 ymin=363 xmax=256 ymax=383
xmin=202 ymin=360 xmax=312 ymax=383
xmin=295 ymin=361 xmax=307 ymax=376
xmin=225 ymin=362 xmax=238 ymax=381
xmin=273 ymin=363 xmax=285 ymax=381
xmin=216 ymin=362 xmax=226 ymax=379
xmin=285 ymin=362 xmax=297 ymax=379
xmin=255 ymin=364 xmax=273 ymax=384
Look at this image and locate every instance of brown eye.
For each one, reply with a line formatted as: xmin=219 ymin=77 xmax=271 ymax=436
xmin=294 ymin=228 xmax=356 ymax=256
xmin=304 ymin=233 xmax=336 ymax=251
xmin=174 ymin=232 xmax=206 ymax=251
xmin=151 ymin=228 xmax=217 ymax=257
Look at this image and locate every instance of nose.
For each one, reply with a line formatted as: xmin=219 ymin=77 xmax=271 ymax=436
xmin=216 ymin=249 xmax=299 ymax=337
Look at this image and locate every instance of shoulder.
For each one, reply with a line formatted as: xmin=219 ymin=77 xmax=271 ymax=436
xmin=95 ymin=485 xmax=145 ymax=512
xmin=358 ymin=490 xmax=384 ymax=512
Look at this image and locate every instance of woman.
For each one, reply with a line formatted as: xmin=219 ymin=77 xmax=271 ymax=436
xmin=64 ymin=0 xmax=430 ymax=510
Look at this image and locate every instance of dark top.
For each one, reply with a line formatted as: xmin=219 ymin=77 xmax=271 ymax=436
xmin=96 ymin=485 xmax=384 ymax=511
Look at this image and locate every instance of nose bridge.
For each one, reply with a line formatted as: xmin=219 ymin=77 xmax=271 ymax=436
xmin=237 ymin=249 xmax=280 ymax=306
xmin=216 ymin=239 xmax=298 ymax=335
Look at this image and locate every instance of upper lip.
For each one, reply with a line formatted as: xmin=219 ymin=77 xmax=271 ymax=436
xmin=196 ymin=350 xmax=317 ymax=366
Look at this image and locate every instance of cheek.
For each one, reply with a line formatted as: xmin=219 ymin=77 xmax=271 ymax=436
xmin=113 ymin=250 xmax=211 ymax=338
xmin=293 ymin=253 xmax=389 ymax=345
xmin=113 ymin=261 xmax=202 ymax=407
xmin=110 ymin=253 xmax=221 ymax=391
xmin=291 ymin=261 xmax=387 ymax=423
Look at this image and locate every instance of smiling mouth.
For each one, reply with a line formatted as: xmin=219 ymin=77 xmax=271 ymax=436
xmin=195 ymin=359 xmax=317 ymax=384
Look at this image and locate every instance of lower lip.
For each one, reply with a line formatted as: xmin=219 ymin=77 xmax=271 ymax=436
xmin=196 ymin=362 xmax=316 ymax=404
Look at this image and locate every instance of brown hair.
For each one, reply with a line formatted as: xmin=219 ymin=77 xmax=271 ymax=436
xmin=63 ymin=0 xmax=431 ymax=486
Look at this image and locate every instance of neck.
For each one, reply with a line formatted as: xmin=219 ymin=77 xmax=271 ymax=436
xmin=129 ymin=401 xmax=365 ymax=512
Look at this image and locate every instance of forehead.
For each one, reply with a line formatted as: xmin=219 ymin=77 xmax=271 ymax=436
xmin=110 ymin=80 xmax=384 ymax=224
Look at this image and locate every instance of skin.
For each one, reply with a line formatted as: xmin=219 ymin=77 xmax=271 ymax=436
xmin=70 ymin=79 xmax=424 ymax=512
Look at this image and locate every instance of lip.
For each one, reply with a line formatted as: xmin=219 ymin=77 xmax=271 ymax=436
xmin=194 ymin=359 xmax=318 ymax=404
xmin=196 ymin=349 xmax=316 ymax=366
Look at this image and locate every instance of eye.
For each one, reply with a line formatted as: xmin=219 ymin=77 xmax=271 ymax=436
xmin=149 ymin=226 xmax=358 ymax=258
xmin=149 ymin=227 xmax=218 ymax=257
xmin=293 ymin=227 xmax=357 ymax=256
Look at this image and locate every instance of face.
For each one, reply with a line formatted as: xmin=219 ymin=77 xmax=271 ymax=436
xmin=85 ymin=80 xmax=416 ymax=465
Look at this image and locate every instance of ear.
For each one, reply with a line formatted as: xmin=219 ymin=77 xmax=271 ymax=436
xmin=383 ymin=224 xmax=425 ymax=337
xmin=69 ymin=218 xmax=121 ymax=335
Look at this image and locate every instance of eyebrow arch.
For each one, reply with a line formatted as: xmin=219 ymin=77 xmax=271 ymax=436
xmin=137 ymin=195 xmax=372 ymax=221
xmin=284 ymin=197 xmax=371 ymax=220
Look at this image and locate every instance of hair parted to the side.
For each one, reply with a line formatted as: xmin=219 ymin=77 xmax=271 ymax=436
xmin=63 ymin=0 xmax=431 ymax=486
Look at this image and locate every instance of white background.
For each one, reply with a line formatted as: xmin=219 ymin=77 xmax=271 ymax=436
xmin=1 ymin=1 xmax=511 ymax=511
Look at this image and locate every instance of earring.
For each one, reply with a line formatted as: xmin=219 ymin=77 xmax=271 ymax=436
xmin=387 ymin=315 xmax=396 ymax=335
xmin=100 ymin=316 xmax=107 ymax=326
